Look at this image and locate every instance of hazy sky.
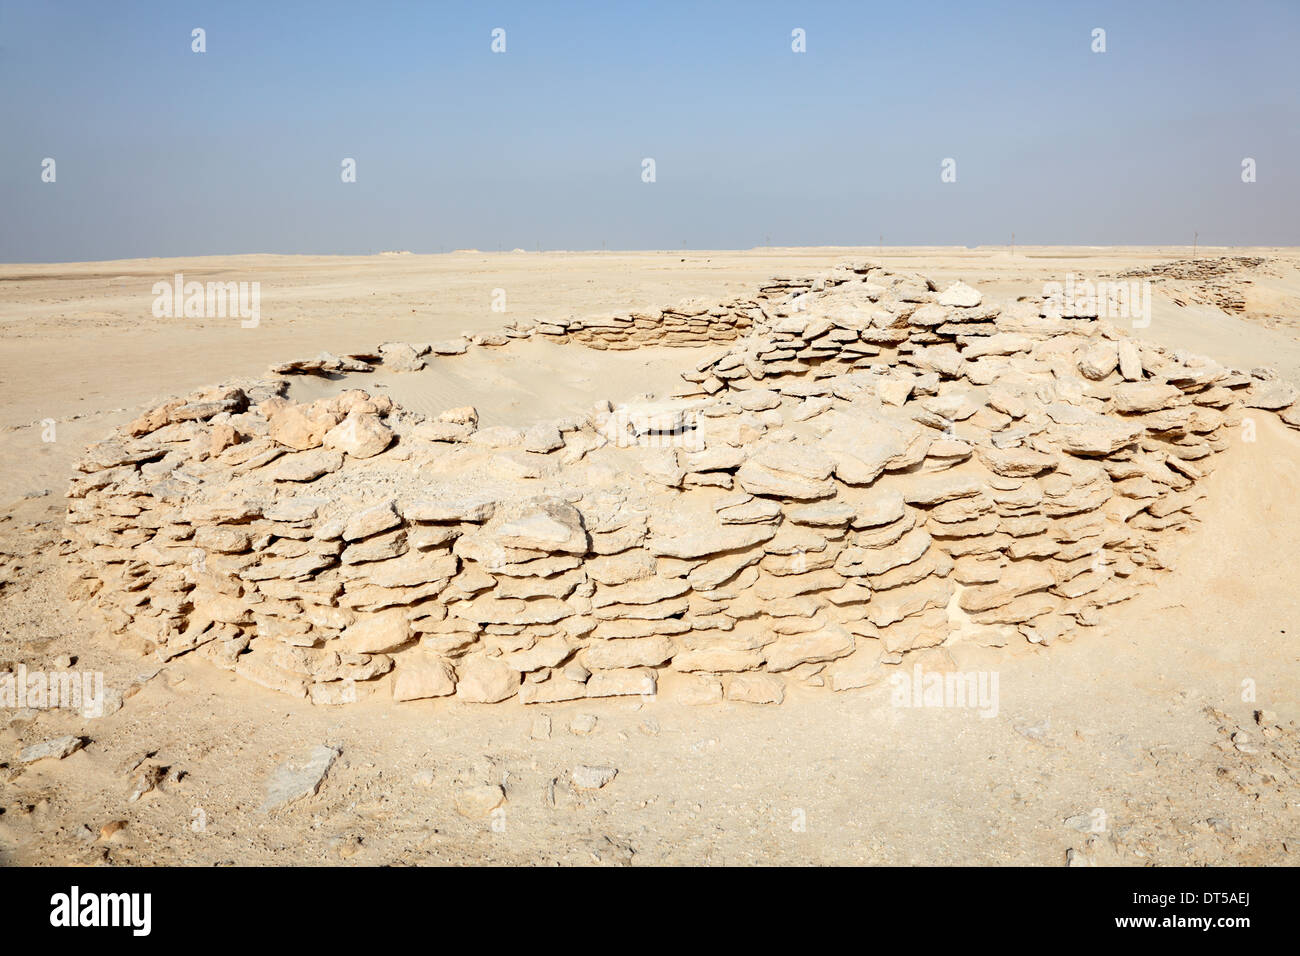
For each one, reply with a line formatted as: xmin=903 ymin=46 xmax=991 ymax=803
xmin=2 ymin=0 xmax=1298 ymax=261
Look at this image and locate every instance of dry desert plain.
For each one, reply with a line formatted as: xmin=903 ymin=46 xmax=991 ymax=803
xmin=1 ymin=246 xmax=1298 ymax=866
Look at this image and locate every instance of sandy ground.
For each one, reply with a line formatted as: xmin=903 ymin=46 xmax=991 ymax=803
xmin=1 ymin=247 xmax=1297 ymax=866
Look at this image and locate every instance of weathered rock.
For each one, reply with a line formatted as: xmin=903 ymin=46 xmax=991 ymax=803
xmin=1243 ymin=378 xmax=1298 ymax=410
xmin=571 ymin=766 xmax=618 ymax=790
xmin=586 ymin=667 xmax=657 ymax=698
xmin=852 ymin=489 xmax=907 ymax=528
xmin=736 ymin=443 xmax=836 ymax=499
xmin=340 ymin=609 xmax=412 ymax=654
xmin=1112 ymin=382 xmax=1182 ymax=414
xmin=976 ymin=445 xmax=1056 ymax=478
xmin=648 ymin=508 xmax=777 ymax=559
xmin=268 ymin=449 xmax=344 ymax=482
xmin=764 ymin=625 xmax=855 ymax=671
xmin=455 ymin=655 xmax=521 ymax=703
xmin=343 ymin=500 xmax=403 ymax=541
xmin=491 ymin=498 xmax=589 ymax=554
xmin=903 ymin=473 xmax=982 ymax=506
xmin=1079 ymin=341 xmax=1119 ymax=380
xmin=825 ymin=646 xmax=886 ymax=691
xmin=260 ymin=745 xmax=339 ymax=812
xmin=393 ymin=654 xmax=457 ymax=700
xmin=726 ymin=673 xmax=785 ymax=704
xmin=584 ymin=636 xmax=675 ymax=670
xmin=323 ymin=413 xmax=394 ymax=458
xmin=19 ymin=735 xmax=86 ymax=763
xmin=455 ymin=784 xmax=505 ymax=818
xmin=938 ymin=281 xmax=982 ymax=308
xmin=266 ymin=403 xmax=339 ymax=450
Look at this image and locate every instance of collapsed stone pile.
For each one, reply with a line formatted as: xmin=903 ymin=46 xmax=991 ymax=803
xmin=267 ymin=278 xmax=796 ymax=376
xmin=1112 ymin=256 xmax=1270 ymax=315
xmin=64 ymin=262 xmax=1300 ymax=706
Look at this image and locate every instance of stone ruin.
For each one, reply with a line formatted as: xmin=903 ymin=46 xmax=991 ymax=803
xmin=62 ymin=262 xmax=1300 ymax=706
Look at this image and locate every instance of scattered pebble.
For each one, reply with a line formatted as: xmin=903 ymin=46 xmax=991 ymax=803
xmin=260 ymin=745 xmax=340 ymax=812
xmin=128 ymin=764 xmax=167 ymax=802
xmin=531 ymin=714 xmax=552 ymax=740
xmin=454 ymin=784 xmax=505 ymax=819
xmin=571 ymin=765 xmax=617 ymax=790
xmin=337 ymin=835 xmax=364 ymax=859
xmin=19 ymin=735 xmax=85 ymax=764
xmin=1062 ymin=813 xmax=1095 ymax=833
xmin=569 ymin=714 xmax=598 ymax=736
xmin=98 ymin=819 xmax=128 ymax=842
xmin=1014 ymin=719 xmax=1051 ymax=743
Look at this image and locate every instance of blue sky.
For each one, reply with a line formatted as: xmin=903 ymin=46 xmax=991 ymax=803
xmin=2 ymin=0 xmax=1297 ymax=261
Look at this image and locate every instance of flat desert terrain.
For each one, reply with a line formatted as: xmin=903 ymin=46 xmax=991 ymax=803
xmin=1 ymin=247 xmax=1298 ymax=865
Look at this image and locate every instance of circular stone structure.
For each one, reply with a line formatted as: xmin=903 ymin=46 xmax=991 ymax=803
xmin=63 ymin=262 xmax=1300 ymax=706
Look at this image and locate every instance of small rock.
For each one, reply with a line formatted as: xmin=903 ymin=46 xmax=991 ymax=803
xmin=19 ymin=735 xmax=85 ymax=763
xmin=454 ymin=655 xmax=521 ymax=703
xmin=677 ymin=675 xmax=723 ymax=705
xmin=128 ymin=764 xmax=167 ymax=802
xmin=260 ymin=745 xmax=340 ymax=812
xmin=378 ymin=342 xmax=425 ymax=372
xmin=324 ymin=413 xmax=394 ymax=459
xmin=571 ymin=765 xmax=618 ymax=790
xmin=454 ymin=784 xmax=505 ymax=819
xmin=530 ymin=714 xmax=552 ymax=740
xmin=439 ymin=405 xmax=479 ymax=425
xmin=98 ymin=819 xmax=128 ymax=842
xmin=569 ymin=714 xmax=598 ymax=736
xmin=1062 ymin=813 xmax=1096 ymax=833
xmin=342 ymin=500 xmax=402 ymax=541
xmin=726 ymin=673 xmax=786 ymax=704
xmin=938 ymin=281 xmax=982 ymax=307
xmin=523 ymin=423 xmax=564 ymax=454
xmin=392 ymin=654 xmax=456 ymax=701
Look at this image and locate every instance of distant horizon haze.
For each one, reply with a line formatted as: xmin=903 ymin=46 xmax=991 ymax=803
xmin=2 ymin=0 xmax=1298 ymax=263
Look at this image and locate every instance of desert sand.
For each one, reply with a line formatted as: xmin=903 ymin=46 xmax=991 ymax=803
xmin=1 ymin=247 xmax=1297 ymax=866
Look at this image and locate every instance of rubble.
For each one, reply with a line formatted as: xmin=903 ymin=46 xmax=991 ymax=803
xmin=63 ymin=262 xmax=1299 ymax=705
